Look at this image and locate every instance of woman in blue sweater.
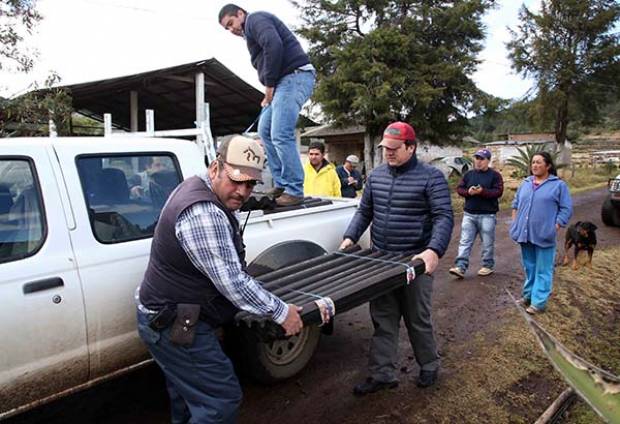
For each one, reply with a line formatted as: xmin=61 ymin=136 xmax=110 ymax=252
xmin=510 ymin=152 xmax=573 ymax=314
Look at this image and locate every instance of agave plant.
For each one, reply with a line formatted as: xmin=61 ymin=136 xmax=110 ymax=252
xmin=508 ymin=290 xmax=620 ymax=423
xmin=505 ymin=144 xmax=566 ymax=178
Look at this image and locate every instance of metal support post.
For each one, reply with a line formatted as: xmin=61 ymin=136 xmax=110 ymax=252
xmin=104 ymin=113 xmax=112 ymax=137
xmin=202 ymin=102 xmax=216 ymax=163
xmin=130 ymin=90 xmax=139 ymax=132
xmin=145 ymin=109 xmax=155 ymax=135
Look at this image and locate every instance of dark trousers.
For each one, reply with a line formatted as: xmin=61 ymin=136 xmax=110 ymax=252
xmin=137 ymin=309 xmax=242 ymax=424
xmin=368 ymin=273 xmax=440 ymax=382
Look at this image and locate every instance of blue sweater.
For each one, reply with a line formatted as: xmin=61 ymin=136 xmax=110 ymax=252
xmin=510 ymin=175 xmax=573 ymax=248
xmin=343 ymin=156 xmax=453 ymax=256
xmin=456 ymin=168 xmax=504 ymax=214
xmin=244 ymin=11 xmax=311 ymax=87
xmin=336 ymin=165 xmax=363 ymax=198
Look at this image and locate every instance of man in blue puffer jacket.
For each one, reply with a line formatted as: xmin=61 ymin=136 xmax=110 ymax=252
xmin=340 ymin=122 xmax=453 ymax=394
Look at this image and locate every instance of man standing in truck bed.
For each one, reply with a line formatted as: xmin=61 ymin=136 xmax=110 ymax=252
xmin=136 ymin=136 xmax=303 ymax=423
xmin=340 ymin=122 xmax=453 ymax=394
xmin=219 ymin=4 xmax=316 ymax=207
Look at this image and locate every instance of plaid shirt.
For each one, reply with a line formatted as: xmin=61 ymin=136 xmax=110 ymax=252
xmin=174 ymin=175 xmax=288 ymax=324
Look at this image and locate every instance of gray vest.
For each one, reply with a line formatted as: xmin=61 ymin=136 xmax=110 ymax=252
xmin=139 ymin=176 xmax=245 ymax=326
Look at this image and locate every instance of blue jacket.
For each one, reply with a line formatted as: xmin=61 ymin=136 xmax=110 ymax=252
xmin=456 ymin=168 xmax=504 ymax=214
xmin=343 ymin=156 xmax=454 ymax=256
xmin=510 ymin=175 xmax=573 ymax=248
xmin=244 ymin=11 xmax=311 ymax=87
xmin=336 ymin=165 xmax=363 ymax=198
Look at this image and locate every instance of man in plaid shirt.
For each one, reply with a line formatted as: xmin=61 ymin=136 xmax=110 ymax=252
xmin=137 ymin=136 xmax=303 ymax=423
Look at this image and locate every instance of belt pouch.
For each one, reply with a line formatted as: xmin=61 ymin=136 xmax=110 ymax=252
xmin=169 ymin=303 xmax=201 ymax=347
xmin=148 ymin=305 xmax=177 ymax=331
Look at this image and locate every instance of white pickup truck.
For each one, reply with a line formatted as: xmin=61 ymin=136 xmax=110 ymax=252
xmin=0 ymin=137 xmax=361 ymax=419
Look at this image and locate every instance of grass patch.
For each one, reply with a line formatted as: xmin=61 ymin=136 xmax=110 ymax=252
xmin=401 ymin=246 xmax=620 ymax=423
xmin=449 ymin=167 xmax=613 ymax=215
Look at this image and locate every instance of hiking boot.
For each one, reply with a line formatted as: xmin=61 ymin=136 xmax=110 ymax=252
xmin=526 ymin=305 xmax=544 ymax=315
xmin=352 ymin=378 xmax=398 ymax=397
xmin=448 ymin=267 xmax=465 ymax=279
xmin=477 ymin=267 xmax=494 ymax=276
xmin=264 ymin=187 xmax=285 ymax=198
xmin=416 ymin=369 xmax=439 ymax=388
xmin=516 ymin=297 xmax=531 ymax=307
xmin=275 ymin=193 xmax=304 ymax=207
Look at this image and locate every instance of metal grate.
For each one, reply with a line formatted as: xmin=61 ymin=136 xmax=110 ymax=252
xmin=235 ymin=246 xmax=425 ymax=338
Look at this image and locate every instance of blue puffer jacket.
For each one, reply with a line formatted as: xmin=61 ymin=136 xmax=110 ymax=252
xmin=343 ymin=155 xmax=454 ymax=256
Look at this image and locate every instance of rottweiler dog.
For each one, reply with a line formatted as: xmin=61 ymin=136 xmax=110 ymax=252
xmin=562 ymin=221 xmax=598 ymax=270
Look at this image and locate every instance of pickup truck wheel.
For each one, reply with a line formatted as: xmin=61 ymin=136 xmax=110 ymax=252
xmin=232 ymin=324 xmax=321 ymax=384
xmin=601 ymin=196 xmax=620 ymax=226
xmin=229 ymin=240 xmax=327 ymax=384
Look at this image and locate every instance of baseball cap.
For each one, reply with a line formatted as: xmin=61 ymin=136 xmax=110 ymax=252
xmin=345 ymin=154 xmax=360 ymax=165
xmin=379 ymin=122 xmax=416 ymax=149
xmin=217 ymin=135 xmax=265 ymax=182
xmin=474 ymin=149 xmax=491 ymax=159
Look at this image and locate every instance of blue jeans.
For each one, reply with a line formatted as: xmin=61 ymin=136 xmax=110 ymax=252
xmin=520 ymin=243 xmax=556 ymax=309
xmin=454 ymin=212 xmax=496 ymax=271
xmin=136 ymin=309 xmax=242 ymax=424
xmin=258 ymin=70 xmax=316 ymax=197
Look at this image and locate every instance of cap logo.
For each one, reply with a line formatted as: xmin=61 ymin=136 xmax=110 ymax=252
xmin=385 ymin=128 xmax=402 ymax=136
xmin=244 ymin=147 xmax=262 ymax=164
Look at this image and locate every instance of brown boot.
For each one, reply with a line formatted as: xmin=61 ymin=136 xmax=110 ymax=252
xmin=264 ymin=187 xmax=285 ymax=198
xmin=276 ymin=193 xmax=304 ymax=207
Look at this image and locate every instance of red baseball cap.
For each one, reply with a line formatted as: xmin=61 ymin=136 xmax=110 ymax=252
xmin=379 ymin=122 xmax=416 ymax=149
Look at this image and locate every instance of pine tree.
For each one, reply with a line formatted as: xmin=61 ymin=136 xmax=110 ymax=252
xmin=507 ymin=0 xmax=620 ymax=144
xmin=292 ymin=0 xmax=492 ymax=144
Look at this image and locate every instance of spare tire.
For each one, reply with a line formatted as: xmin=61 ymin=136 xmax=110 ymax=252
xmin=227 ymin=240 xmax=326 ymax=384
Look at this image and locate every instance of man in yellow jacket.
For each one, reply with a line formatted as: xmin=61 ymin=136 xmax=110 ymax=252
xmin=303 ymin=141 xmax=341 ymax=197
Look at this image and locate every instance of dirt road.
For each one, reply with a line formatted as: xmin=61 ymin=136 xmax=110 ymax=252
xmin=7 ymin=187 xmax=620 ymax=424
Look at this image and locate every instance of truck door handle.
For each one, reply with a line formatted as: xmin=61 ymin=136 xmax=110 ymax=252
xmin=23 ymin=277 xmax=64 ymax=294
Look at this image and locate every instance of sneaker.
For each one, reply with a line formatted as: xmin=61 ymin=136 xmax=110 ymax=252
xmin=477 ymin=267 xmax=494 ymax=276
xmin=448 ymin=267 xmax=465 ymax=279
xmin=416 ymin=369 xmax=439 ymax=388
xmin=516 ymin=297 xmax=531 ymax=307
xmin=525 ymin=305 xmax=543 ymax=315
xmin=353 ymin=377 xmax=398 ymax=396
xmin=275 ymin=193 xmax=304 ymax=207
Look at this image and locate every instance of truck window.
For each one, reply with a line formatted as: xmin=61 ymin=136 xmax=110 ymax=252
xmin=76 ymin=154 xmax=182 ymax=243
xmin=0 ymin=159 xmax=45 ymax=263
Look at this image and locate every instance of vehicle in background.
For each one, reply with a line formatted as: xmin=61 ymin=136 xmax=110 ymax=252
xmin=601 ymin=174 xmax=620 ymax=227
xmin=430 ymin=155 xmax=472 ymax=178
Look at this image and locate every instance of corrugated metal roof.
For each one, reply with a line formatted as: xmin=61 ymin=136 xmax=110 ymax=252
xmin=301 ymin=124 xmax=366 ymax=139
xmin=485 ymin=139 xmax=552 ymax=146
xmin=49 ymin=58 xmax=264 ymax=136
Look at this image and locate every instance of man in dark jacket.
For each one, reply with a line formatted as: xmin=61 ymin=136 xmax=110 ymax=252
xmin=219 ymin=4 xmax=315 ymax=207
xmin=336 ymin=154 xmax=363 ymax=198
xmin=340 ymin=122 xmax=453 ymax=394
xmin=449 ymin=148 xmax=504 ymax=279
xmin=136 ymin=136 xmax=304 ymax=423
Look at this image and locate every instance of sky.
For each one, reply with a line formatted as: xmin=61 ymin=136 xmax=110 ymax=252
xmin=0 ymin=0 xmax=537 ymax=101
